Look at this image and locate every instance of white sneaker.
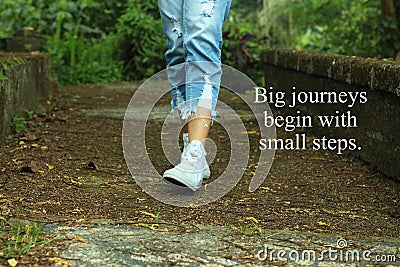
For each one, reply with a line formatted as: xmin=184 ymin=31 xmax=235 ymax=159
xmin=164 ymin=140 xmax=208 ymax=191
xmin=181 ymin=133 xmax=210 ymax=179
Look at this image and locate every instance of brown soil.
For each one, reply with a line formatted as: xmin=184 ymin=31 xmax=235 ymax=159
xmin=0 ymin=83 xmax=399 ymax=265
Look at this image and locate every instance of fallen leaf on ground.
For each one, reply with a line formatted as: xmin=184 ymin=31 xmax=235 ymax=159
xmin=317 ymin=221 xmax=330 ymax=226
xmin=45 ymin=163 xmax=55 ymax=170
xmin=7 ymin=258 xmax=18 ymax=267
xmin=137 ymin=222 xmax=159 ymax=230
xmin=231 ymin=253 xmax=253 ymax=259
xmin=48 ymin=257 xmax=71 ymax=267
xmin=19 ymin=132 xmax=37 ymax=141
xmin=310 ymin=157 xmax=328 ymax=161
xmin=139 ymin=211 xmax=157 ymax=218
xmin=85 ymin=161 xmax=99 ymax=170
xmin=20 ymin=161 xmax=39 ymax=173
xmin=240 ymin=130 xmax=259 ymax=135
xmin=37 ymin=200 xmax=61 ymax=205
xmin=70 ymin=178 xmax=82 ymax=185
xmin=239 ymin=197 xmax=257 ymax=202
xmin=246 ymin=217 xmax=259 ymax=224
xmin=12 ymin=158 xmax=24 ymax=165
xmin=74 ymin=235 xmax=87 ymax=243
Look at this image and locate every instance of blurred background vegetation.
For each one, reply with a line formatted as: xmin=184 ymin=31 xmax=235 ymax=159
xmin=0 ymin=0 xmax=399 ymax=86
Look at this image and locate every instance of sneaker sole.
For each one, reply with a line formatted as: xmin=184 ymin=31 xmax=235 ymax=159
xmin=163 ymin=169 xmax=202 ymax=191
xmin=203 ymin=166 xmax=210 ymax=179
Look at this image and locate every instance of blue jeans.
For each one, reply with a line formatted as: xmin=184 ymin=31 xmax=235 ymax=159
xmin=158 ymin=0 xmax=232 ymax=120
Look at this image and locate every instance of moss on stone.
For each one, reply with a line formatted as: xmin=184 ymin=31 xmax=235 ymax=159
xmin=262 ymin=48 xmax=400 ymax=95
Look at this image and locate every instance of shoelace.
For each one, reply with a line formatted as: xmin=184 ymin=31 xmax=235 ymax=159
xmin=183 ymin=144 xmax=204 ymax=162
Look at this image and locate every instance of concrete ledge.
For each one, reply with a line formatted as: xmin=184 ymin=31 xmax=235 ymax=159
xmin=263 ymin=49 xmax=400 ymax=95
xmin=262 ymin=49 xmax=400 ymax=181
xmin=0 ymin=52 xmax=53 ymax=140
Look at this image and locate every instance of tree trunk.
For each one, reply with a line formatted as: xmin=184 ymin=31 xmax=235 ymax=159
xmin=396 ymin=0 xmax=400 ymax=30
xmin=381 ymin=0 xmax=400 ymax=57
xmin=381 ymin=0 xmax=398 ymax=23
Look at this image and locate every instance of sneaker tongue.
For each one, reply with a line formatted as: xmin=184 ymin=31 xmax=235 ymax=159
xmin=188 ymin=141 xmax=203 ymax=159
xmin=190 ymin=148 xmax=199 ymax=157
xmin=190 ymin=140 xmax=203 ymax=148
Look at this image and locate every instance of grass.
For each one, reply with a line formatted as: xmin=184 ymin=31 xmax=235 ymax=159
xmin=137 ymin=211 xmax=162 ymax=230
xmin=231 ymin=222 xmax=266 ymax=237
xmin=0 ymin=218 xmax=56 ymax=259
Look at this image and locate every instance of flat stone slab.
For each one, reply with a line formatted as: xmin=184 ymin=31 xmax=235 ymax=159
xmin=52 ymin=224 xmax=399 ymax=267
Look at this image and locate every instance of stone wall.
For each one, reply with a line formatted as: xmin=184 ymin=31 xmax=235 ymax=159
xmin=0 ymin=53 xmax=53 ymax=141
xmin=262 ymin=49 xmax=400 ymax=181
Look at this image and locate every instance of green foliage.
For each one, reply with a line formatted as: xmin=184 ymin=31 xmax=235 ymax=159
xmin=1 ymin=0 xmax=398 ymax=85
xmin=116 ymin=0 xmax=165 ymax=80
xmin=0 ymin=0 xmax=267 ymax=85
xmin=0 ymin=0 xmax=124 ymax=38
xmin=0 ymin=0 xmax=125 ymax=85
xmin=0 ymin=56 xmax=25 ymax=81
xmin=11 ymin=109 xmax=34 ymax=134
xmin=0 ymin=0 xmax=268 ymax=84
xmin=293 ymin=1 xmax=392 ymax=57
xmin=50 ymin=33 xmax=123 ymax=85
xmin=10 ymin=115 xmax=26 ymax=134
xmin=222 ymin=21 xmax=267 ymax=86
xmin=0 ymin=57 xmax=25 ymax=69
xmin=44 ymin=0 xmax=124 ymax=85
xmin=266 ymin=0 xmax=400 ymax=58
xmin=0 ymin=72 xmax=7 ymax=81
xmin=0 ymin=219 xmax=55 ymax=259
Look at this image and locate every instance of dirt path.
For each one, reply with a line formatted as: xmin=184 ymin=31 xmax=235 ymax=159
xmin=0 ymin=82 xmax=399 ymax=266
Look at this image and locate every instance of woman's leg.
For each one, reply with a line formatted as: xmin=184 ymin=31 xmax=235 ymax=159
xmin=182 ymin=0 xmax=232 ymax=144
xmin=158 ymin=0 xmax=187 ymax=128
xmin=181 ymin=0 xmax=232 ymax=145
xmin=162 ymin=0 xmax=232 ymax=191
xmin=187 ymin=108 xmax=210 ymax=144
xmin=158 ymin=0 xmax=185 ymax=67
xmin=159 ymin=0 xmax=231 ymax=143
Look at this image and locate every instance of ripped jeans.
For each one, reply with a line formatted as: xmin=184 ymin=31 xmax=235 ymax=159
xmin=158 ymin=0 xmax=232 ymax=120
